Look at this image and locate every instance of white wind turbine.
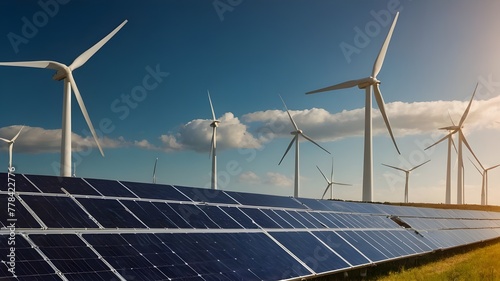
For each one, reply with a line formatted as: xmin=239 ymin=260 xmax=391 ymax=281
xmin=153 ymin=157 xmax=158 ymax=184
xmin=278 ymin=95 xmax=330 ymax=198
xmin=316 ymin=157 xmax=351 ymax=200
xmin=306 ymin=12 xmax=401 ymax=202
xmin=426 ymin=84 xmax=479 ymax=204
xmin=208 ymin=91 xmax=220 ymax=190
xmin=0 ymin=20 xmax=127 ymax=177
xmin=382 ymin=160 xmax=430 ymax=203
xmin=470 ymin=158 xmax=500 ymax=206
xmin=0 ymin=126 xmax=24 ymax=170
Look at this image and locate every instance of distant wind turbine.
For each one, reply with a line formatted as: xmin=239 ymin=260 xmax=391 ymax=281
xmin=0 ymin=126 xmax=24 ymax=170
xmin=469 ymin=158 xmax=500 ymax=206
xmin=382 ymin=160 xmax=430 ymax=203
xmin=306 ymin=12 xmax=401 ymax=202
xmin=0 ymin=20 xmax=128 ymax=177
xmin=153 ymin=157 xmax=158 ymax=184
xmin=208 ymin=91 xmax=220 ymax=190
xmin=426 ymin=84 xmax=479 ymax=204
xmin=73 ymin=162 xmax=76 ymax=177
xmin=278 ymin=95 xmax=330 ymax=198
xmin=316 ymin=157 xmax=351 ymax=200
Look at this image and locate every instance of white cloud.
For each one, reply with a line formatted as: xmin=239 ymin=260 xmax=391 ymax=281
xmin=0 ymin=125 xmax=128 ymax=154
xmin=238 ymin=171 xmax=261 ymax=184
xmin=264 ymin=172 xmax=293 ymax=188
xmin=158 ymin=112 xmax=261 ymax=152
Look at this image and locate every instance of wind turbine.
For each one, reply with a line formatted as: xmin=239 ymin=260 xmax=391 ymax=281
xmin=306 ymin=12 xmax=401 ymax=202
xmin=469 ymin=158 xmax=500 ymax=205
xmin=316 ymin=157 xmax=351 ymax=200
xmin=0 ymin=20 xmax=128 ymax=177
xmin=382 ymin=160 xmax=430 ymax=203
xmin=153 ymin=157 xmax=158 ymax=184
xmin=278 ymin=95 xmax=330 ymax=198
xmin=425 ymin=84 xmax=479 ymax=204
xmin=208 ymin=91 xmax=220 ymax=190
xmin=0 ymin=126 xmax=24 ymax=170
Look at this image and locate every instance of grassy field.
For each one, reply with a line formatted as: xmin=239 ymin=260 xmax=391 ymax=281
xmin=373 ymin=239 xmax=500 ymax=281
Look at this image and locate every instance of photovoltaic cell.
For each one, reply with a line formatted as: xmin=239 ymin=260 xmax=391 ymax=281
xmin=84 ymin=178 xmax=137 ymax=198
xmin=120 ymin=200 xmax=179 ymax=228
xmin=77 ymin=197 xmax=145 ymax=228
xmin=336 ymin=231 xmax=388 ymax=262
xmin=218 ymin=206 xmax=258 ymax=229
xmin=311 ymin=231 xmax=371 ymax=267
xmin=223 ymin=190 xmax=306 ymax=209
xmin=25 ymin=174 xmax=100 ymax=196
xmin=21 ymin=195 xmax=97 ymax=228
xmin=120 ymin=180 xmax=190 ymax=201
xmin=167 ymin=203 xmax=219 ymax=229
xmin=173 ymin=185 xmax=238 ymax=204
xmin=240 ymin=208 xmax=282 ymax=228
xmin=0 ymin=194 xmax=40 ymax=229
xmin=0 ymin=173 xmax=39 ymax=193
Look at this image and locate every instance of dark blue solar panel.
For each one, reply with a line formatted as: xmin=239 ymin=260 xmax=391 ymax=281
xmin=21 ymin=195 xmax=97 ymax=228
xmin=223 ymin=190 xmax=306 ymax=209
xmin=29 ymin=234 xmax=118 ymax=280
xmin=120 ymin=180 xmax=190 ymax=201
xmin=196 ymin=205 xmax=243 ymax=229
xmin=84 ymin=178 xmax=136 ymax=198
xmin=336 ymin=231 xmax=388 ymax=262
xmin=308 ymin=212 xmax=339 ymax=228
xmin=0 ymin=173 xmax=39 ymax=192
xmin=77 ymin=198 xmax=145 ymax=228
xmin=120 ymin=200 xmax=178 ymax=228
xmin=0 ymin=236 xmax=61 ymax=280
xmin=271 ymin=231 xmax=351 ymax=274
xmin=294 ymin=198 xmax=331 ymax=211
xmin=167 ymin=203 xmax=219 ymax=229
xmin=287 ymin=211 xmax=316 ymax=228
xmin=312 ymin=231 xmax=371 ymax=267
xmin=25 ymin=174 xmax=100 ymax=196
xmin=273 ymin=209 xmax=306 ymax=228
xmin=355 ymin=231 xmax=405 ymax=258
xmin=240 ymin=208 xmax=282 ymax=228
xmin=173 ymin=185 xmax=238 ymax=204
xmin=298 ymin=211 xmax=325 ymax=228
xmin=260 ymin=209 xmax=294 ymax=228
xmin=0 ymin=194 xmax=40 ymax=228
xmin=152 ymin=202 xmax=192 ymax=228
xmin=218 ymin=206 xmax=259 ymax=229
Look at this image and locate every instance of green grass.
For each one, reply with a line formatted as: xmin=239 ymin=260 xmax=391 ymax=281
xmin=375 ymin=240 xmax=500 ymax=281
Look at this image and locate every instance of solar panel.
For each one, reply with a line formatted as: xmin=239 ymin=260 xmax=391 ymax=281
xmin=2 ymin=172 xmax=500 ymax=280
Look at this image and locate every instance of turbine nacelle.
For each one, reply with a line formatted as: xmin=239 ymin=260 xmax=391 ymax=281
xmin=291 ymin=129 xmax=303 ymax=135
xmin=52 ymin=68 xmax=70 ymax=81
xmin=357 ymin=76 xmax=380 ymax=89
xmin=210 ymin=120 xmax=220 ymax=128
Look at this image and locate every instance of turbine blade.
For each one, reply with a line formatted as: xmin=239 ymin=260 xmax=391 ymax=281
xmin=301 ymin=133 xmax=330 ymax=155
xmin=332 ymin=182 xmax=352 ymax=186
xmin=70 ymin=20 xmax=128 ymax=70
xmin=0 ymin=137 xmax=10 ymax=143
xmin=458 ymin=83 xmax=479 ymax=127
xmin=425 ymin=130 xmax=455 ymax=150
xmin=279 ymin=136 xmax=296 ymax=165
xmin=11 ymin=126 xmax=24 ymax=142
xmin=153 ymin=158 xmax=158 ymax=177
xmin=448 ymin=110 xmax=456 ymax=126
xmin=486 ymin=164 xmax=500 ymax=171
xmin=306 ymin=78 xmax=370 ymax=95
xmin=372 ymin=12 xmax=399 ymax=77
xmin=316 ymin=165 xmax=330 ymax=184
xmin=67 ymin=71 xmax=105 ymax=157
xmin=374 ymin=84 xmax=400 ymax=154
xmin=321 ymin=184 xmax=331 ymax=200
xmin=468 ymin=157 xmax=483 ymax=175
xmin=382 ymin=163 xmax=407 ymax=172
xmin=279 ymin=95 xmax=299 ymax=131
xmin=450 ymin=134 xmax=458 ymax=153
xmin=208 ymin=90 xmax=216 ymax=121
xmin=409 ymin=159 xmax=431 ymax=171
xmin=0 ymin=60 xmax=63 ymax=71
xmin=460 ymin=131 xmax=481 ymax=169
xmin=330 ymin=157 xmax=334 ymax=182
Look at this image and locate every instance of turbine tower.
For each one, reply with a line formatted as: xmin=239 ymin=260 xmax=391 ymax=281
xmin=0 ymin=125 xmax=24 ymax=170
xmin=306 ymin=12 xmax=401 ymax=202
xmin=382 ymin=160 xmax=430 ymax=203
xmin=208 ymin=91 xmax=220 ymax=190
xmin=153 ymin=157 xmax=158 ymax=184
xmin=426 ymin=84 xmax=479 ymax=204
xmin=278 ymin=95 xmax=330 ymax=198
xmin=470 ymin=159 xmax=500 ymax=206
xmin=316 ymin=157 xmax=351 ymax=200
xmin=0 ymin=20 xmax=128 ymax=177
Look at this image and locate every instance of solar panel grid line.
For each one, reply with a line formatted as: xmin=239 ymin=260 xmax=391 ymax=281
xmin=21 ymin=174 xmax=43 ymax=193
xmin=80 ymin=178 xmax=105 ymax=197
xmin=315 ymin=230 xmax=374 ymax=266
xmin=20 ymin=234 xmax=68 ymax=281
xmin=336 ymin=231 xmax=390 ymax=262
xmin=307 ymin=231 xmax=355 ymax=268
xmin=15 ymin=194 xmax=47 ymax=229
xmin=261 ymin=231 xmax=316 ymax=278
xmin=115 ymin=199 xmax=151 ymax=229
xmin=60 ymin=188 xmax=105 ymax=229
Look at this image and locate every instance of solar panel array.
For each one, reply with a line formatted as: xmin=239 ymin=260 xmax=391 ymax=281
xmin=1 ymin=172 xmax=500 ymax=280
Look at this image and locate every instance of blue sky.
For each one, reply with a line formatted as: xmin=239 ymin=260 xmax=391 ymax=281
xmin=1 ymin=0 xmax=500 ymax=205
